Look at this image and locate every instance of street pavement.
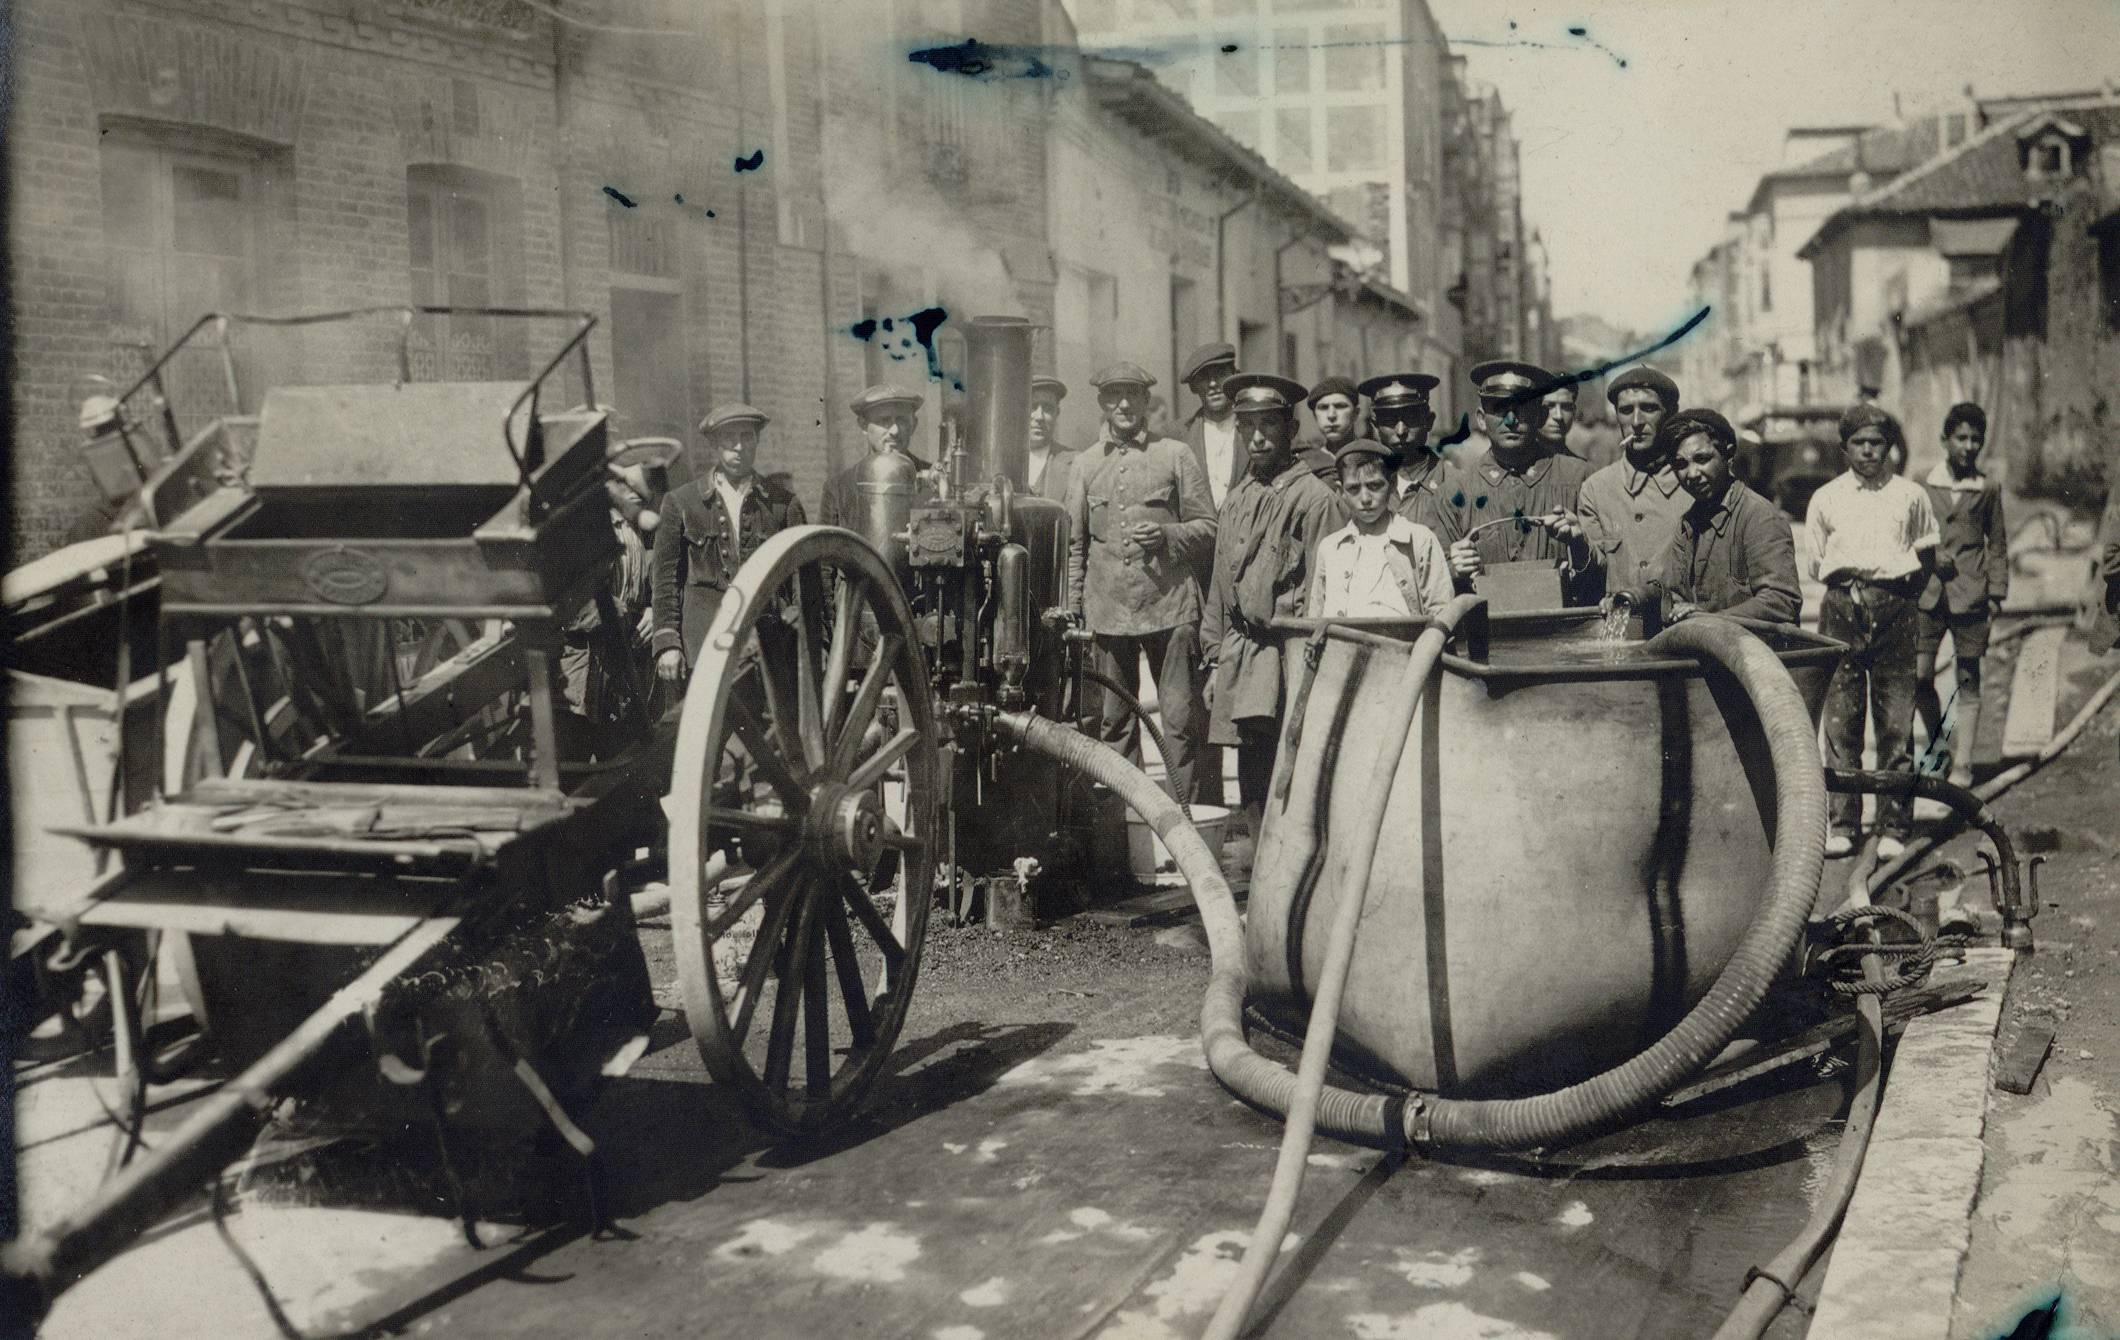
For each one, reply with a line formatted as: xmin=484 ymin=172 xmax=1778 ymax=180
xmin=21 ymin=915 xmax=1851 ymax=1340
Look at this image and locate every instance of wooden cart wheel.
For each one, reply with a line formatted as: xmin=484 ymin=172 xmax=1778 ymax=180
xmin=667 ymin=526 xmax=937 ymax=1136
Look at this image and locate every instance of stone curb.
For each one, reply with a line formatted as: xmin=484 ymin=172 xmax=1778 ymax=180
xmin=1809 ymin=947 xmax=2017 ymax=1337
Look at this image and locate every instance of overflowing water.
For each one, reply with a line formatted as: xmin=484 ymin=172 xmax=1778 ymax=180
xmin=1598 ymin=596 xmax=1635 ymax=646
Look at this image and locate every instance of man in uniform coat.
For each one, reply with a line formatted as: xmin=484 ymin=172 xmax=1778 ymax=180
xmin=1362 ymin=371 xmax=1461 ymax=543
xmin=652 ymin=404 xmax=807 ymax=677
xmin=1576 ymin=365 xmax=1687 ymax=605
xmin=1445 ymin=361 xmax=1594 ymax=602
xmin=1065 ymin=362 xmax=1218 ymax=805
xmin=1026 ymin=374 xmax=1079 ymax=502
xmin=820 ymin=383 xmax=929 ymax=529
xmin=1199 ymin=373 xmax=1346 ymax=825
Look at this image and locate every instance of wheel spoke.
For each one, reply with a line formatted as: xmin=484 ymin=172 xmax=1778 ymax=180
xmin=802 ymin=904 xmax=833 ymax=1099
xmin=703 ymin=849 xmax=799 ymax=941
xmin=728 ymin=870 xmax=802 ymax=1043
xmin=830 ymin=635 xmax=904 ymax=779
xmin=793 ymin=567 xmax=829 ymax=772
xmin=821 ymin=577 xmax=865 ymax=742
xmin=762 ymin=877 xmax=820 ymax=1095
xmin=822 ymin=892 xmax=876 ymax=1049
xmin=725 ymin=695 xmax=808 ymax=807
xmin=846 ymin=726 xmax=921 ymax=793
xmin=753 ymin=632 xmax=811 ymax=779
xmin=839 ymin=874 xmax=907 ymax=971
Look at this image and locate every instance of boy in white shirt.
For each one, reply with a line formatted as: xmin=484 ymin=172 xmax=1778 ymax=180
xmin=1308 ymin=438 xmax=1455 ymax=619
xmin=1802 ymin=404 xmax=1944 ymax=859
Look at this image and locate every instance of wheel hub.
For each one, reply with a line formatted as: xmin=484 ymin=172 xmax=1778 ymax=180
xmin=808 ymin=783 xmax=887 ymax=872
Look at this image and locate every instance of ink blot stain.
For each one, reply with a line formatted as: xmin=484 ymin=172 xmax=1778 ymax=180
xmin=602 ymin=185 xmax=637 ymax=208
xmin=674 ymin=192 xmax=684 ymax=204
xmin=734 ymin=149 xmax=766 ymax=173
xmin=1451 ymin=490 xmax=1467 ymax=507
xmin=908 ymin=38 xmax=1057 ymax=81
xmin=1475 ymin=495 xmax=1489 ymax=509
xmin=706 ymin=209 xmax=717 ymax=218
xmin=1220 ymin=43 xmax=1239 ymax=53
xmin=1568 ymin=26 xmax=1586 ymax=35
xmin=848 ymin=307 xmax=954 ymax=380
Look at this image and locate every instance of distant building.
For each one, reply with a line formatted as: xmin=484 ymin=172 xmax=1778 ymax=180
xmin=1801 ymin=97 xmax=2120 ymax=498
xmin=1687 ymin=89 xmax=2113 ymax=426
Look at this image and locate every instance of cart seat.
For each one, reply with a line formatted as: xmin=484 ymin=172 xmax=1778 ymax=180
xmin=52 ymin=777 xmax=586 ymax=879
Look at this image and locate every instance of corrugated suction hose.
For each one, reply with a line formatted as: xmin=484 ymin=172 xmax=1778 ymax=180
xmin=995 ymin=608 xmax=1827 ymax=1336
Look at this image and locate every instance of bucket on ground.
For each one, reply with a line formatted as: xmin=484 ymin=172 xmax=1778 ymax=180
xmin=1129 ymin=801 xmax=1228 ymax=878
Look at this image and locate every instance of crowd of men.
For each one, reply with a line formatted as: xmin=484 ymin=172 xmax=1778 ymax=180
xmin=641 ymin=337 xmax=2027 ymax=885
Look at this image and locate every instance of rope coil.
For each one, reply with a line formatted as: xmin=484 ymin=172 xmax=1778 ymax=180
xmin=1815 ymin=904 xmax=1942 ymax=997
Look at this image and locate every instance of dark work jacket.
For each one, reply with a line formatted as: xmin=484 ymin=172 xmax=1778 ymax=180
xmin=1919 ymin=466 xmax=2010 ymax=616
xmin=651 ymin=473 xmax=806 ymax=663
xmin=1649 ymin=480 xmax=1802 ymax=625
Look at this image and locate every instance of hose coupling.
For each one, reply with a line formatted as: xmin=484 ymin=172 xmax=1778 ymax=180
xmin=1398 ymin=1092 xmax=1434 ymax=1150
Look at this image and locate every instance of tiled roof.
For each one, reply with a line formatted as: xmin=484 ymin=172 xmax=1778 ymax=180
xmin=1784 ymin=118 xmax=1947 ymax=179
xmin=1879 ymin=102 xmax=2120 ymax=212
xmin=1800 ymin=99 xmax=2120 ymax=257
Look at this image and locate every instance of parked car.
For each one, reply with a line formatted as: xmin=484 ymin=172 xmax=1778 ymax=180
xmin=1736 ymin=404 xmax=1883 ymax=519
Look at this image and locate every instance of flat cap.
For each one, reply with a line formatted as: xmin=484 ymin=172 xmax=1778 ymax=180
xmin=1605 ymin=365 xmax=1680 ymax=411
xmin=1178 ymin=341 xmax=1237 ymax=385
xmin=1307 ymin=375 xmax=1361 ymax=408
xmin=1030 ymin=375 xmax=1068 ymax=402
xmin=849 ymin=383 xmax=923 ymax=418
xmin=1090 ymin=361 xmax=1157 ymax=392
xmin=1358 ymin=372 xmax=1439 ymax=409
xmin=1225 ymin=372 xmax=1307 ymax=413
xmin=700 ymin=402 xmax=769 ymax=433
xmin=1331 ymin=437 xmax=1399 ymax=472
xmin=1469 ymin=360 xmax=1554 ymax=391
xmin=1654 ymin=407 xmax=1737 ymax=456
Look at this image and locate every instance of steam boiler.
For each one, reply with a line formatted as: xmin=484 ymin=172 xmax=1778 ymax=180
xmin=843 ymin=315 xmax=1090 ymax=913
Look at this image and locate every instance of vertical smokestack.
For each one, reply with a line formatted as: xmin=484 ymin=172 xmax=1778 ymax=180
xmin=963 ymin=315 xmax=1033 ymax=488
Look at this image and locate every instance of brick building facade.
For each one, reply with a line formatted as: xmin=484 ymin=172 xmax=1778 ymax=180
xmin=7 ymin=0 xmax=834 ymax=565
xmin=8 ymin=0 xmax=1418 ymax=564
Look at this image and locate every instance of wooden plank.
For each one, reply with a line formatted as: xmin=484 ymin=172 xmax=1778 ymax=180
xmin=1662 ymin=978 xmax=1984 ymax=1107
xmin=2000 ymin=624 xmax=2066 ymax=758
xmin=79 ymin=893 xmax=431 ymax=945
xmin=1079 ymin=886 xmax=1200 ymax=928
xmin=185 ymin=775 xmax=576 ymax=811
xmin=1993 ymin=1013 xmax=2056 ymax=1095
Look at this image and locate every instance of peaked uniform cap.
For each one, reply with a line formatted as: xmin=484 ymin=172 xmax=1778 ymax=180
xmin=1089 ymin=361 xmax=1158 ymax=392
xmin=700 ymin=402 xmax=769 ymax=433
xmin=850 ymin=383 xmax=923 ymax=418
xmin=1468 ymin=360 xmax=1554 ymax=390
xmin=1178 ymin=341 xmax=1237 ymax=385
xmin=1224 ymin=372 xmax=1308 ymax=413
xmin=1030 ymin=375 xmax=1068 ymax=401
xmin=1357 ymin=373 xmax=1439 ymax=408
